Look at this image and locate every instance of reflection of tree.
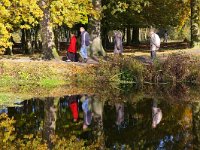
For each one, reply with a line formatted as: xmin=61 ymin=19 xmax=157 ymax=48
xmin=193 ymin=102 xmax=200 ymax=149
xmin=104 ymin=98 xmax=193 ymax=149
xmin=94 ymin=83 xmax=193 ymax=106
xmin=7 ymin=98 xmax=44 ymax=137
xmin=43 ymin=97 xmax=59 ymax=148
xmin=4 ymin=83 xmax=200 ymax=149
xmin=91 ymin=96 xmax=105 ymax=149
xmin=55 ymin=96 xmax=85 ymax=138
xmin=162 ymin=84 xmax=189 ymax=101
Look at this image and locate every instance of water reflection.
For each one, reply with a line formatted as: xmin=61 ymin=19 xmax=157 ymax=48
xmin=81 ymin=95 xmax=92 ymax=130
xmin=152 ymin=99 xmax=162 ymax=128
xmin=43 ymin=97 xmax=58 ymax=148
xmin=0 ymin=84 xmax=198 ymax=149
xmin=115 ymin=103 xmax=126 ymax=130
xmin=68 ymin=95 xmax=79 ymax=122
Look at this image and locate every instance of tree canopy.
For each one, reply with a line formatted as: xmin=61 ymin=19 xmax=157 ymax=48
xmin=0 ymin=0 xmax=97 ymax=54
xmin=0 ymin=0 xmax=199 ymax=55
xmin=0 ymin=0 xmax=43 ymax=52
xmin=102 ymin=0 xmax=191 ymax=29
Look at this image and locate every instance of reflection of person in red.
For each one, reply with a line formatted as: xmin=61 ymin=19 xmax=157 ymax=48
xmin=67 ymin=32 xmax=77 ymax=62
xmin=69 ymin=96 xmax=79 ymax=122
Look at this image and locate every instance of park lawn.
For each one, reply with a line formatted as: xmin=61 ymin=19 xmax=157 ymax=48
xmin=0 ymin=48 xmax=200 ymax=106
xmin=0 ymin=47 xmax=199 ymax=88
xmin=0 ymin=59 xmax=94 ymax=88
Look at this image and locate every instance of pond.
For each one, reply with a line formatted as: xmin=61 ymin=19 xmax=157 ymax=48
xmin=0 ymin=84 xmax=200 ymax=149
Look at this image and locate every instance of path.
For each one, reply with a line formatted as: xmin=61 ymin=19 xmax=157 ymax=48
xmin=0 ymin=48 xmax=199 ymax=65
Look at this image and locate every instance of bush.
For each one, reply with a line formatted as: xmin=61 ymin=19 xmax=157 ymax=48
xmin=121 ymin=57 xmax=145 ymax=83
xmin=96 ymin=56 xmax=145 ymax=83
xmin=163 ymin=53 xmax=190 ymax=82
xmin=185 ymin=57 xmax=200 ymax=84
xmin=0 ymin=113 xmax=101 ymax=150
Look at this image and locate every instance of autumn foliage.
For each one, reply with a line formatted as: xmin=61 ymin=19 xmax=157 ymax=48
xmin=0 ymin=0 xmax=97 ymax=53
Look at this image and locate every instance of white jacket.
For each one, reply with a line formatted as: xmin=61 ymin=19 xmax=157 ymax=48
xmin=150 ymin=33 xmax=160 ymax=51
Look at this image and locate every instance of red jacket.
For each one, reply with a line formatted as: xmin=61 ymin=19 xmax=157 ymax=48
xmin=69 ymin=102 xmax=78 ymax=120
xmin=68 ymin=36 xmax=77 ymax=53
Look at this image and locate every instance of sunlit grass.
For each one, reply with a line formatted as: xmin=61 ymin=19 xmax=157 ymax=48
xmin=39 ymin=78 xmax=67 ymax=88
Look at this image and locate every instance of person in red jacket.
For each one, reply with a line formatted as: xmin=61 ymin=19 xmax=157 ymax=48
xmin=69 ymin=101 xmax=79 ymax=122
xmin=68 ymin=95 xmax=79 ymax=122
xmin=67 ymin=32 xmax=77 ymax=62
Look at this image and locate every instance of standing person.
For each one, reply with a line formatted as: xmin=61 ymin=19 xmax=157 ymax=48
xmin=68 ymin=96 xmax=79 ymax=122
xmin=114 ymin=30 xmax=123 ymax=54
xmin=81 ymin=95 xmax=92 ymax=130
xmin=80 ymin=27 xmax=90 ymax=63
xmin=152 ymin=99 xmax=162 ymax=128
xmin=67 ymin=32 xmax=77 ymax=62
xmin=149 ymin=29 xmax=161 ymax=60
xmin=115 ymin=103 xmax=125 ymax=130
xmin=163 ymin=30 xmax=168 ymax=43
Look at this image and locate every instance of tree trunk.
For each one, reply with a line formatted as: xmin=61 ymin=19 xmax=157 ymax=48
xmin=88 ymin=0 xmax=106 ymax=59
xmin=33 ymin=25 xmax=40 ymax=51
xmin=25 ymin=29 xmax=32 ymax=54
xmin=5 ymin=36 xmax=13 ymax=55
xmin=101 ymin=27 xmax=109 ymax=49
xmin=126 ymin=26 xmax=131 ymax=46
xmin=40 ymin=0 xmax=59 ymax=60
xmin=122 ymin=28 xmax=126 ymax=42
xmin=193 ymin=102 xmax=200 ymax=149
xmin=5 ymin=47 xmax=13 ymax=55
xmin=191 ymin=0 xmax=200 ymax=48
xmin=92 ymin=98 xmax=105 ymax=149
xmin=21 ymin=29 xmax=26 ymax=54
xmin=132 ymin=27 xmax=140 ymax=44
xmin=54 ymin=27 xmax=59 ymax=51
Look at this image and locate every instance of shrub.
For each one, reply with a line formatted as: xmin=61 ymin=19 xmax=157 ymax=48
xmin=121 ymin=56 xmax=145 ymax=83
xmin=162 ymin=53 xmax=191 ymax=82
xmin=185 ymin=57 xmax=200 ymax=84
xmin=96 ymin=56 xmax=145 ymax=83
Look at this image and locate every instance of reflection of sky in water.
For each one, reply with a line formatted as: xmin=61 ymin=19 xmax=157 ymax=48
xmin=0 ymin=107 xmax=8 ymax=114
xmin=157 ymin=135 xmax=174 ymax=150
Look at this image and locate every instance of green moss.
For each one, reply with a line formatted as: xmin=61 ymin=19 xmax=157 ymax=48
xmin=52 ymin=47 xmax=60 ymax=60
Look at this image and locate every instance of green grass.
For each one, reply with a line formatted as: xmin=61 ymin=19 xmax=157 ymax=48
xmin=39 ymin=78 xmax=68 ymax=88
xmin=0 ymin=76 xmax=69 ymax=88
xmin=0 ymin=61 xmax=80 ymax=88
xmin=0 ymin=93 xmax=23 ymax=107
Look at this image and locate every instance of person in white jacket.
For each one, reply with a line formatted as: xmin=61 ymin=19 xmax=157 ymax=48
xmin=152 ymin=99 xmax=162 ymax=128
xmin=149 ymin=30 xmax=161 ymax=60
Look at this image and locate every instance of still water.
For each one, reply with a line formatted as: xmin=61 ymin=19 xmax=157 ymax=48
xmin=0 ymin=84 xmax=200 ymax=149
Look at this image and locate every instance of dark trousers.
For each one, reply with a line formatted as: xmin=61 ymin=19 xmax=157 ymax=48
xmin=151 ymin=51 xmax=156 ymax=60
xmin=68 ymin=52 xmax=76 ymax=62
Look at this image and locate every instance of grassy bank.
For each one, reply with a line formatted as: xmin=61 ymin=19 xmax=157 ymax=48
xmin=0 ymin=60 xmax=93 ymax=87
xmin=0 ymin=84 xmax=98 ymax=107
xmin=92 ymin=53 xmax=200 ymax=85
xmin=1 ymin=52 xmax=200 ymax=89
